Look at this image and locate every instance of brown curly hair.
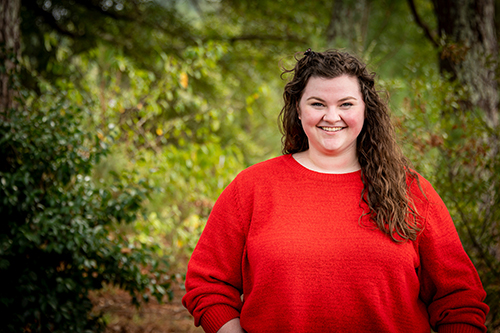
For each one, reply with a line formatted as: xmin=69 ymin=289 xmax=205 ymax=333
xmin=279 ymin=49 xmax=423 ymax=242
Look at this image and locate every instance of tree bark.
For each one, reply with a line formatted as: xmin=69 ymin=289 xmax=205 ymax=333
xmin=432 ymin=0 xmax=498 ymax=126
xmin=326 ymin=0 xmax=370 ymax=55
xmin=0 ymin=0 xmax=21 ymax=114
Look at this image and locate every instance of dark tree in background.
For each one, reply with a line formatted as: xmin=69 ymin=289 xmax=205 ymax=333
xmin=409 ymin=0 xmax=498 ymax=125
xmin=0 ymin=0 xmax=21 ymax=113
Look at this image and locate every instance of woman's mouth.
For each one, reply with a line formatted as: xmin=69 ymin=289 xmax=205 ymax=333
xmin=319 ymin=126 xmax=343 ymax=132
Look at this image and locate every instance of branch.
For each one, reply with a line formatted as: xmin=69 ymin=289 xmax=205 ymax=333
xmin=461 ymin=210 xmax=500 ymax=277
xmin=224 ymin=34 xmax=306 ymax=44
xmin=406 ymin=0 xmax=439 ymax=48
xmin=72 ymin=0 xmax=135 ymax=21
xmin=444 ymin=156 xmax=500 ymax=277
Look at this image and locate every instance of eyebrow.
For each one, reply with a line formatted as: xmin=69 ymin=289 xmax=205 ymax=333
xmin=306 ymin=96 xmax=358 ymax=102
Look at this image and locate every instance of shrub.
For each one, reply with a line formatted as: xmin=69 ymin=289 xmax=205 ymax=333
xmin=0 ymin=90 xmax=170 ymax=332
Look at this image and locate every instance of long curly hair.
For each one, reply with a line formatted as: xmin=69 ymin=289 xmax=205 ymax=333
xmin=279 ymin=49 xmax=423 ymax=242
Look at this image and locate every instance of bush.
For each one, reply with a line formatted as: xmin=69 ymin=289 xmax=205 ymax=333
xmin=0 ymin=91 xmax=171 ymax=332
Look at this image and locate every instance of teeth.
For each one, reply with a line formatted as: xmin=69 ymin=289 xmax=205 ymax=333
xmin=321 ymin=127 xmax=343 ymax=132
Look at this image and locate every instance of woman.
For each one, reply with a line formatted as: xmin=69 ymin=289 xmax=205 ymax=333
xmin=182 ymin=49 xmax=489 ymax=333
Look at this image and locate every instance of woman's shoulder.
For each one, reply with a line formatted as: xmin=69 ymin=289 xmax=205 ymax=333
xmin=408 ymin=170 xmax=437 ymax=195
xmin=219 ymin=155 xmax=290 ymax=203
xmin=407 ymin=169 xmax=447 ymax=213
xmin=222 ymin=155 xmax=292 ymax=195
xmin=236 ymin=154 xmax=290 ymax=180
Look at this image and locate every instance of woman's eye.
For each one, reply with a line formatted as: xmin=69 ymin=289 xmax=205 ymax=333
xmin=312 ymin=102 xmax=324 ymax=107
xmin=341 ymin=102 xmax=353 ymax=107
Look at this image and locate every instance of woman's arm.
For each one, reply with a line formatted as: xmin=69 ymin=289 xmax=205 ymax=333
xmin=416 ymin=179 xmax=489 ymax=332
xmin=182 ymin=178 xmax=249 ymax=333
xmin=217 ymin=318 xmax=245 ymax=333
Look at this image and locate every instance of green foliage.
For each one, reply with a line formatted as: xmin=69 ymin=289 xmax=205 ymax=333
xmin=65 ymin=39 xmax=268 ymax=269
xmin=0 ymin=85 xmax=171 ymax=332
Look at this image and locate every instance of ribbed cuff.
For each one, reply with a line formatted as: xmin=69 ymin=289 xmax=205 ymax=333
xmin=438 ymin=324 xmax=484 ymax=333
xmin=200 ymin=304 xmax=240 ymax=333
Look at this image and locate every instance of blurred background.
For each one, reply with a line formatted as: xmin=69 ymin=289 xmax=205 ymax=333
xmin=1 ymin=0 xmax=499 ymax=331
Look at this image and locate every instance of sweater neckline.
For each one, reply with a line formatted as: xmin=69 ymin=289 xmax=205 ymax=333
xmin=282 ymin=154 xmax=362 ymax=182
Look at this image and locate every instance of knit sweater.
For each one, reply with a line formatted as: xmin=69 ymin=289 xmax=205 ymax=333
xmin=182 ymin=155 xmax=489 ymax=333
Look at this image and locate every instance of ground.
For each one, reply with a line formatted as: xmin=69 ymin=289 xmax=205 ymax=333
xmin=90 ymin=283 xmax=203 ymax=333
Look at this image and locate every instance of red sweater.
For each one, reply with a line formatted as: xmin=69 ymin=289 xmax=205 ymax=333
xmin=182 ymin=155 xmax=489 ymax=333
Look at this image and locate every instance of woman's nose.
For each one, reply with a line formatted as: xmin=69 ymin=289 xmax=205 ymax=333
xmin=322 ymin=107 xmax=341 ymax=122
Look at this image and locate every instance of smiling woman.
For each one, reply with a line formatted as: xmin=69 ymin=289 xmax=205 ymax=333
xmin=295 ymin=75 xmax=365 ymax=173
xmin=182 ymin=49 xmax=489 ymax=333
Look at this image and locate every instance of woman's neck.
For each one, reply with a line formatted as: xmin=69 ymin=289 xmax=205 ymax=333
xmin=292 ymin=150 xmax=361 ymax=174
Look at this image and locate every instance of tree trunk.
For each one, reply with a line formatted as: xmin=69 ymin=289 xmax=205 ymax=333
xmin=0 ymin=0 xmax=21 ymax=114
xmin=432 ymin=0 xmax=498 ymax=126
xmin=326 ymin=0 xmax=370 ymax=55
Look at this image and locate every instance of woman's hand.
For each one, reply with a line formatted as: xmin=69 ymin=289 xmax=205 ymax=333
xmin=217 ymin=318 xmax=245 ymax=333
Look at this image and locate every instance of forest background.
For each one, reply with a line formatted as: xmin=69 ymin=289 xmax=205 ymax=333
xmin=1 ymin=0 xmax=500 ymax=332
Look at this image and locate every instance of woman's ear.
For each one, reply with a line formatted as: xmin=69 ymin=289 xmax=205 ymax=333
xmin=296 ymin=101 xmax=301 ymax=120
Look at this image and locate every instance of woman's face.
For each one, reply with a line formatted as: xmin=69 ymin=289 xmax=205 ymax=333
xmin=298 ymin=75 xmax=365 ymax=161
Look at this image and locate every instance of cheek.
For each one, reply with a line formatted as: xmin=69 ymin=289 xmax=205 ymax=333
xmin=302 ymin=111 xmax=323 ymax=126
xmin=344 ymin=113 xmax=362 ymax=126
xmin=348 ymin=108 xmax=365 ymax=127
